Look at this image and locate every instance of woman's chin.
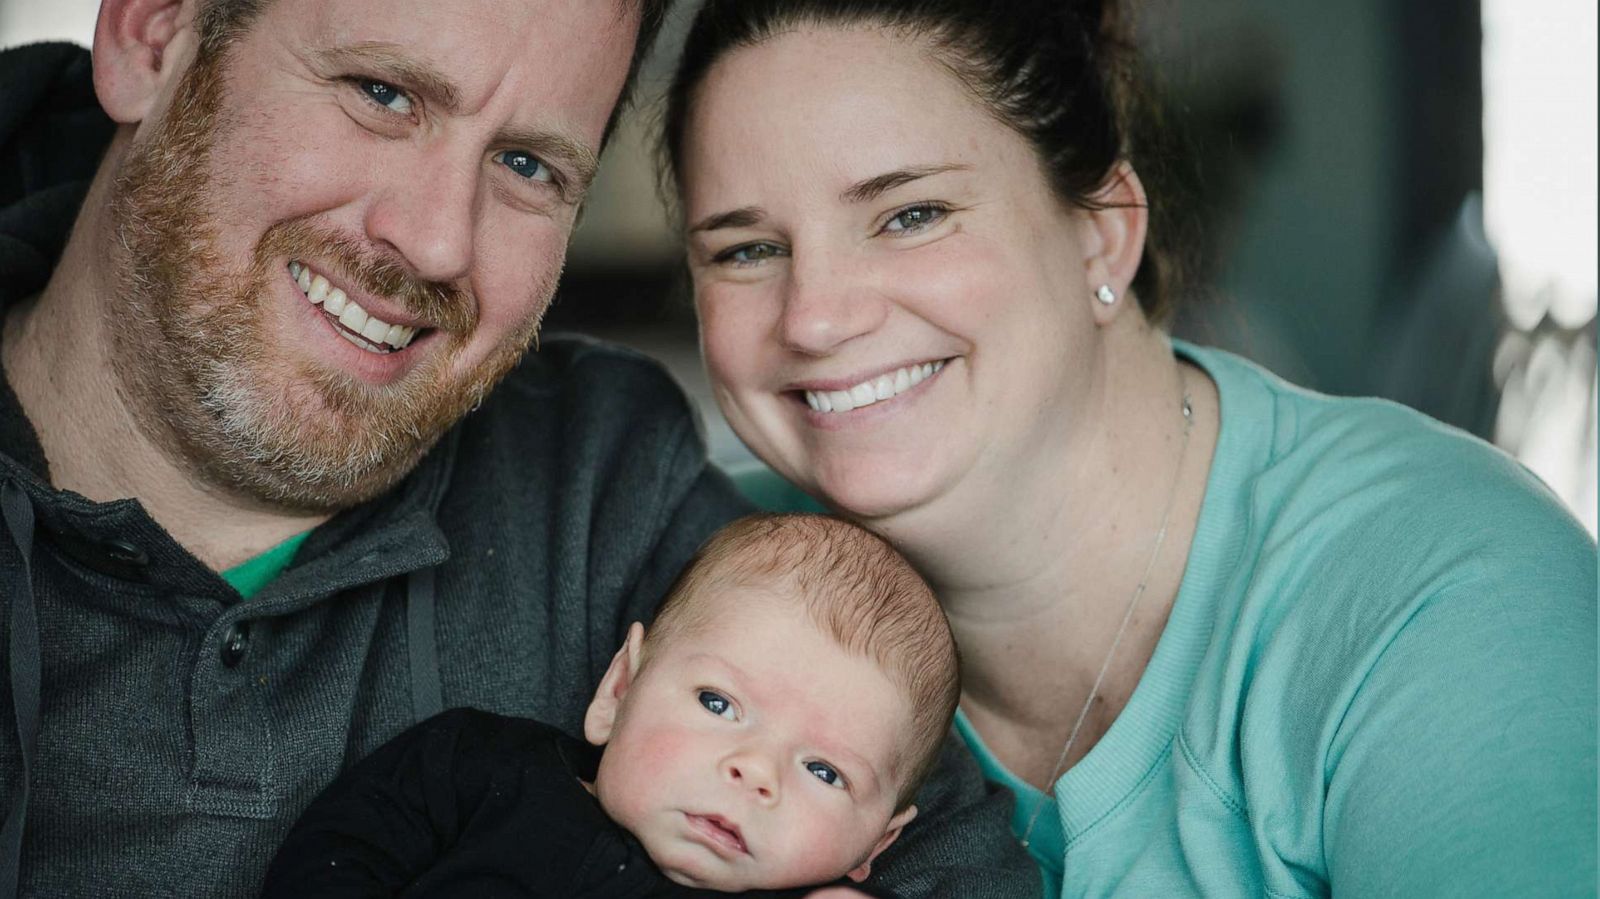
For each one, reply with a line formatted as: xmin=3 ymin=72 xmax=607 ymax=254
xmin=807 ymin=461 xmax=950 ymax=524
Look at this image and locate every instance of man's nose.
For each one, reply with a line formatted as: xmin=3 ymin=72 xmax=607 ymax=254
xmin=722 ymin=749 xmax=780 ymax=805
xmin=363 ymin=147 xmax=477 ymax=284
xmin=777 ymin=249 xmax=889 ymax=356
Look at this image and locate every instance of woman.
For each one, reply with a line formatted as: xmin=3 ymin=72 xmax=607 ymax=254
xmin=660 ymin=1 xmax=1597 ymax=897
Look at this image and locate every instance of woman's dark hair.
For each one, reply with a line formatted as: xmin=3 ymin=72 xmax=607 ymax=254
xmin=660 ymin=0 xmax=1191 ymax=320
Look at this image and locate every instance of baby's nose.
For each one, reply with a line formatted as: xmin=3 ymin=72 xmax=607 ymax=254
xmin=724 ymin=752 xmax=779 ymax=803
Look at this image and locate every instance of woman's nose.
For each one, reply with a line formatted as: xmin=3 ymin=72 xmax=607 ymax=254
xmin=723 ymin=750 xmax=780 ymax=805
xmin=777 ymin=253 xmax=888 ymax=356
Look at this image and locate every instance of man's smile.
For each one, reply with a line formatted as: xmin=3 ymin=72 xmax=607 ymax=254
xmin=288 ymin=260 xmax=425 ymax=354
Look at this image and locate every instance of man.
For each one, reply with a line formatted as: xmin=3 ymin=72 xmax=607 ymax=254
xmin=0 ymin=0 xmax=1038 ymax=896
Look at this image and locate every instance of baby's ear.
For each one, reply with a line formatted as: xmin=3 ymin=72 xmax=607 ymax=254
xmin=845 ymin=804 xmax=918 ymax=883
xmin=582 ymin=622 xmax=645 ymax=746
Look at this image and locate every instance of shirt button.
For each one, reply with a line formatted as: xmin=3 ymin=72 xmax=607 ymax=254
xmin=103 ymin=539 xmax=149 ymax=566
xmin=220 ymin=623 xmax=250 ymax=668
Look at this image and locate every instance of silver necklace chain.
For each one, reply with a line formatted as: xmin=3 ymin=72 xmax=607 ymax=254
xmin=1019 ymin=391 xmax=1194 ymax=849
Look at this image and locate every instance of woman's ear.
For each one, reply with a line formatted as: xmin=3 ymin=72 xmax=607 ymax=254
xmin=1081 ymin=161 xmax=1149 ymax=325
xmin=582 ymin=622 xmax=646 ymax=747
xmin=845 ymin=804 xmax=918 ymax=883
xmin=93 ymin=0 xmax=200 ymax=124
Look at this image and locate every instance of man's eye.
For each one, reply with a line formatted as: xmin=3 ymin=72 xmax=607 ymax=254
xmin=806 ymin=761 xmax=845 ymax=789
xmin=713 ymin=242 xmax=786 ymax=267
xmin=698 ymin=690 xmax=736 ymax=720
xmin=495 ymin=150 xmax=553 ymax=184
xmin=359 ymin=80 xmax=413 ymax=115
xmin=882 ymin=203 xmax=947 ymax=234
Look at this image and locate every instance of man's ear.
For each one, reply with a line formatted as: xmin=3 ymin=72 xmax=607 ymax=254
xmin=93 ymin=0 xmax=200 ymax=124
xmin=1080 ymin=161 xmax=1150 ymax=325
xmin=582 ymin=622 xmax=646 ymax=747
xmin=845 ymin=804 xmax=918 ymax=883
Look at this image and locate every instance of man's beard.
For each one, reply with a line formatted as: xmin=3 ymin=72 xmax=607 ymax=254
xmin=107 ymin=49 xmax=542 ymax=514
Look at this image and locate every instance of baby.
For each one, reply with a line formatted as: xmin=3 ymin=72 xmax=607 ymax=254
xmin=263 ymin=513 xmax=960 ymax=898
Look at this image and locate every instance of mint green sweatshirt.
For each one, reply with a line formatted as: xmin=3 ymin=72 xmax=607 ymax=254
xmin=958 ymin=342 xmax=1597 ymax=898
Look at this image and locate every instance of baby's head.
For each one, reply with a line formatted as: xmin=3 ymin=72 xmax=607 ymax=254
xmin=583 ymin=513 xmax=959 ymax=892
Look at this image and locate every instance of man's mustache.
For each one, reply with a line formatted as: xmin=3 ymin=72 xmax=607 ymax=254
xmin=257 ymin=221 xmax=474 ymax=335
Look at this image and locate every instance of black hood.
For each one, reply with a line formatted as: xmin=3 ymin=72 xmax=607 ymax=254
xmin=0 ymin=42 xmax=115 ymax=306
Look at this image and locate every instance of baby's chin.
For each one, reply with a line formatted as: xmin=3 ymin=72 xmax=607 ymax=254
xmin=647 ymin=843 xmax=787 ymax=894
xmin=655 ymin=857 xmax=755 ymax=893
xmin=660 ymin=865 xmax=736 ymax=891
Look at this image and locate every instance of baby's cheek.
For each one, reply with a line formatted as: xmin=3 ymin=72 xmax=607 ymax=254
xmin=632 ymin=725 xmax=695 ymax=770
xmin=603 ymin=725 xmax=698 ymax=821
xmin=766 ymin=805 xmax=868 ymax=885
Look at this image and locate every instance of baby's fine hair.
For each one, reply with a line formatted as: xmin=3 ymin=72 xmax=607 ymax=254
xmin=647 ymin=513 xmax=960 ymax=809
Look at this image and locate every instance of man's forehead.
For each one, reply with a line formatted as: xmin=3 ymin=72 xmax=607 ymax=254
xmin=280 ymin=0 xmax=637 ymax=142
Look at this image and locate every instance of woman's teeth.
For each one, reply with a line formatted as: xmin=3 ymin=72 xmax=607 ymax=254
xmin=288 ymin=261 xmax=419 ymax=353
xmin=804 ymin=360 xmax=945 ymax=413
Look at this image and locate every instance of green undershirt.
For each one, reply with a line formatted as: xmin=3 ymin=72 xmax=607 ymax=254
xmin=220 ymin=532 xmax=311 ymax=599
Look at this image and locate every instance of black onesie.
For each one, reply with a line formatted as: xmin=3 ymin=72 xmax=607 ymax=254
xmin=263 ymin=708 xmax=898 ymax=899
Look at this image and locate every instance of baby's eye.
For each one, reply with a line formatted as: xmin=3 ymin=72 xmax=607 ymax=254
xmin=881 ymin=203 xmax=947 ymax=234
xmin=357 ymin=79 xmax=414 ymax=115
xmin=495 ymin=150 xmax=554 ymax=184
xmin=712 ymin=242 xmax=787 ymax=267
xmin=698 ymin=690 xmax=737 ymax=720
xmin=806 ymin=761 xmax=845 ymax=789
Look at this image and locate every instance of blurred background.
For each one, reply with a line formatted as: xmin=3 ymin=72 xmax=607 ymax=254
xmin=3 ymin=0 xmax=1595 ymax=534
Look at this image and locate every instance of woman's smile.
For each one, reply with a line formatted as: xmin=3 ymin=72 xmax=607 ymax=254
xmin=789 ymin=358 xmax=950 ymax=417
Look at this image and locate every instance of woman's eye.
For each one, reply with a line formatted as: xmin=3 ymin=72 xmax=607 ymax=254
xmin=495 ymin=150 xmax=554 ymax=184
xmin=806 ymin=761 xmax=845 ymax=789
xmin=713 ymin=242 xmax=786 ymax=267
xmin=882 ymin=204 xmax=947 ymax=234
xmin=698 ymin=690 xmax=737 ymax=720
xmin=358 ymin=80 xmax=413 ymax=115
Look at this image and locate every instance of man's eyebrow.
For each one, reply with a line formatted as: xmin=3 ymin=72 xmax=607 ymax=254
xmin=689 ymin=206 xmax=768 ymax=234
xmin=312 ymin=43 xmax=599 ymax=197
xmin=314 ymin=43 xmax=462 ymax=112
xmin=840 ymin=164 xmax=971 ymax=204
xmin=496 ymin=126 xmax=600 ymax=196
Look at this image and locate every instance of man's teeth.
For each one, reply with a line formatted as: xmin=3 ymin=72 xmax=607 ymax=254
xmin=287 ymin=261 xmax=419 ymax=351
xmin=804 ymin=360 xmax=945 ymax=414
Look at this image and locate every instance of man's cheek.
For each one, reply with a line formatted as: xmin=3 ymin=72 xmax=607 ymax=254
xmin=224 ymin=88 xmax=394 ymax=216
xmin=470 ymin=226 xmax=568 ymax=335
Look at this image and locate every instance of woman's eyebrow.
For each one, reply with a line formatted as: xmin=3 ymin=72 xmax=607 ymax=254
xmin=840 ymin=164 xmax=971 ymax=204
xmin=689 ymin=206 xmax=768 ymax=234
xmin=688 ymin=163 xmax=970 ymax=234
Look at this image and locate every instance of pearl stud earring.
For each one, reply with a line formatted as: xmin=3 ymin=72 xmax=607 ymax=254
xmin=1095 ymin=284 xmax=1117 ymax=305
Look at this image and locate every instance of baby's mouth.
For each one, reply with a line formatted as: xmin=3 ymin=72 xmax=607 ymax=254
xmin=686 ymin=813 xmax=748 ymax=857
